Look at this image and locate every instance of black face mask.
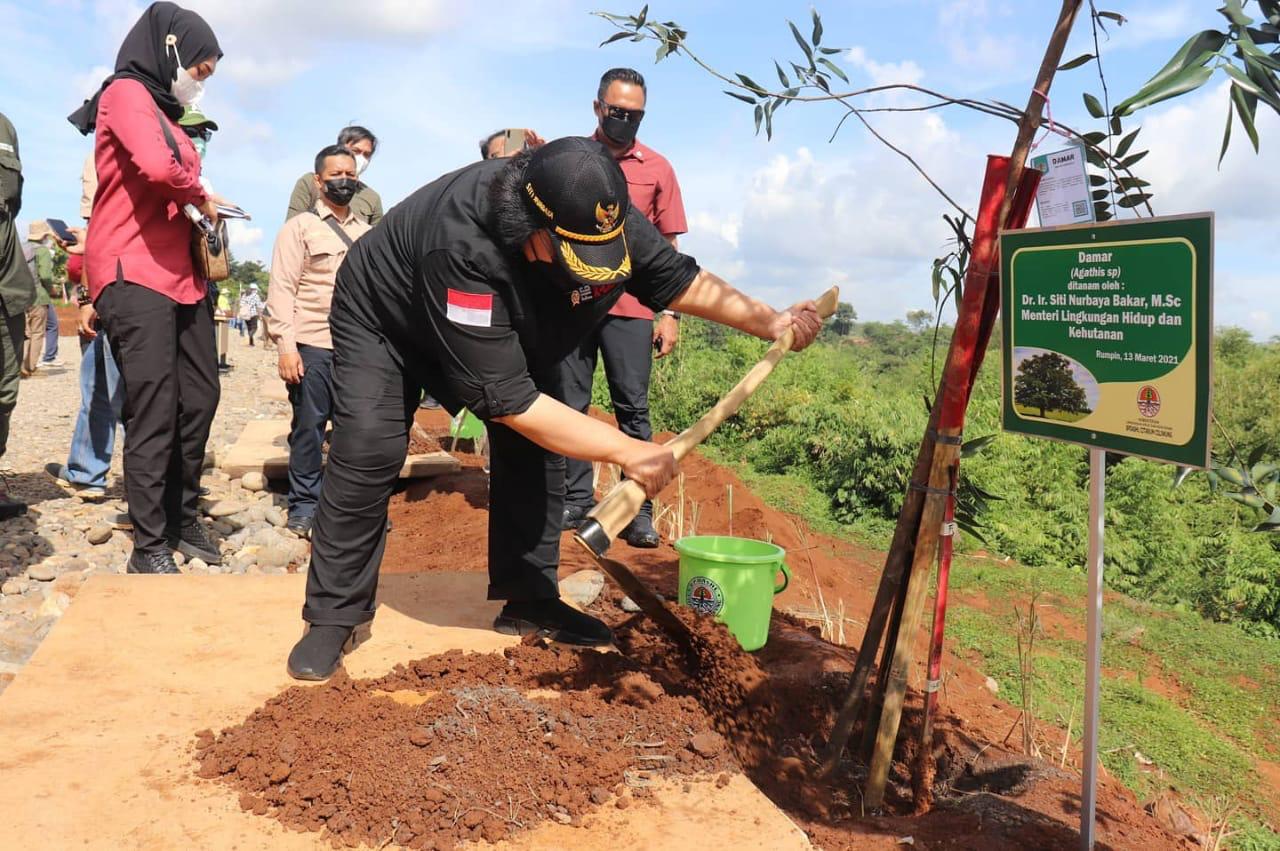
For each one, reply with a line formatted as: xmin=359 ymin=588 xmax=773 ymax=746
xmin=322 ymin=177 xmax=358 ymax=206
xmin=599 ymin=114 xmax=640 ymax=147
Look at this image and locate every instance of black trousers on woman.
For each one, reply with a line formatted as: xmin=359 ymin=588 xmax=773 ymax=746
xmin=96 ymin=281 xmax=220 ymax=553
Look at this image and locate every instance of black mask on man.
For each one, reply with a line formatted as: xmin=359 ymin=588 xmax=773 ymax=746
xmin=322 ymin=178 xmax=358 ymax=206
xmin=599 ymin=113 xmax=640 ymax=147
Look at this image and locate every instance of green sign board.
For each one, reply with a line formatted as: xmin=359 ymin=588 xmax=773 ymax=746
xmin=1000 ymin=213 xmax=1213 ymax=467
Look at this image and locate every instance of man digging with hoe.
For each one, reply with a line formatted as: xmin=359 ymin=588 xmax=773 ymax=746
xmin=287 ymin=137 xmax=823 ymax=680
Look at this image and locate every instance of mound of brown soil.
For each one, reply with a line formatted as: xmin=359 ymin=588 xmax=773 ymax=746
xmin=194 ymin=634 xmax=738 ymax=849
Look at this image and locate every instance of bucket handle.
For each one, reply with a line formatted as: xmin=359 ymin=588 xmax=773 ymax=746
xmin=774 ymin=561 xmax=791 ymax=595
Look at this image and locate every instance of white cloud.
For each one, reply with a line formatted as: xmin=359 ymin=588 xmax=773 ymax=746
xmin=227 ymin=220 xmax=266 ymax=262
xmin=845 ymin=46 xmax=924 ymax=89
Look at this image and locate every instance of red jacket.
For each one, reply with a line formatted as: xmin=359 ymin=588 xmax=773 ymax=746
xmin=85 ymin=78 xmax=208 ymax=304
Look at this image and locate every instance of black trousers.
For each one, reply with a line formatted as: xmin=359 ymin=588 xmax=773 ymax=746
xmin=302 ymin=309 xmax=564 ymax=628
xmin=245 ymin=316 xmax=259 ymax=345
xmin=557 ymin=314 xmax=653 ymax=510
xmin=285 ymin=344 xmax=334 ymax=521
xmin=97 ymin=281 xmax=219 ymax=552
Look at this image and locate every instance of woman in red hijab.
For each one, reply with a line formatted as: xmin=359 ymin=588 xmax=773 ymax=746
xmin=69 ymin=2 xmax=225 ymax=574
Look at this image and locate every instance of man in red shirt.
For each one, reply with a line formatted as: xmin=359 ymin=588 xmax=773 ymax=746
xmin=558 ymin=68 xmax=686 ymax=547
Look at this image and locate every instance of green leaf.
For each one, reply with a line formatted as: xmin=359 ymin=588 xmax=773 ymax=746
xmin=1237 ymin=27 xmax=1280 ymax=68
xmin=1119 ymin=150 xmax=1149 ymax=168
xmin=1114 ymin=30 xmax=1225 ymax=114
xmin=1089 ymin=173 xmax=1108 ymax=186
xmin=811 ymin=9 xmax=823 ymax=47
xmin=754 ymin=104 xmax=763 ymax=134
xmin=1082 ymin=130 xmax=1108 ymax=145
xmin=1118 ymin=63 xmax=1216 ymax=116
xmin=1248 ymin=25 xmax=1280 ymax=44
xmin=1220 ymin=0 xmax=1253 ymax=27
xmin=819 ymin=46 xmax=845 ymax=55
xmin=1093 ymin=201 xmax=1112 ymax=220
xmin=736 ymin=73 xmax=766 ymax=95
xmin=789 ymin=20 xmax=815 ymax=67
xmin=1223 ymin=61 xmax=1265 ymax=96
xmin=655 ymin=41 xmax=673 ymax=61
xmin=1084 ymin=147 xmax=1106 ymax=168
xmin=1110 ymin=113 xmax=1124 ymax=136
xmin=1059 ymin=53 xmax=1096 ymax=70
xmin=814 ymin=74 xmax=830 ymax=93
xmin=1116 ymin=176 xmax=1151 ymax=190
xmin=1172 ymin=466 xmax=1195 ymax=489
xmin=1215 ymin=465 xmax=1248 ymax=486
xmin=1243 ymin=57 xmax=1280 ymax=113
xmin=1117 ymin=193 xmax=1153 ymax=208
xmin=1231 ymin=83 xmax=1261 ymax=152
xmin=636 ymin=4 xmax=648 ymax=28
xmin=1114 ymin=128 xmax=1141 ymax=158
xmin=1092 ymin=189 xmax=1111 ymax=200
xmin=723 ymin=90 xmax=757 ymax=105
xmin=1227 ymin=491 xmax=1268 ymax=509
xmin=1083 ymin=92 xmax=1106 ymax=117
xmin=774 ymin=61 xmax=791 ymax=88
xmin=961 ymin=434 xmax=998 ymax=458
xmin=1219 ymin=96 xmax=1235 ymax=166
xmin=1096 ymin=11 xmax=1127 ymax=25
xmin=1250 ymin=461 xmax=1279 ymax=482
xmin=931 ymin=261 xmax=942 ymax=303
xmin=599 ymin=30 xmax=634 ymax=47
xmin=817 ymin=57 xmax=849 ymax=83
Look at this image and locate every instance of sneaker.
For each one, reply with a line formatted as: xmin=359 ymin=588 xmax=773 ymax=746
xmin=493 ymin=598 xmax=615 ymax=646
xmin=127 ymin=548 xmax=181 ymax=574
xmin=44 ymin=462 xmax=107 ymax=500
xmin=620 ymin=512 xmax=660 ymax=548
xmin=41 ymin=358 xmax=66 ymax=367
xmin=287 ymin=624 xmax=355 ymax=681
xmin=166 ymin=522 xmax=222 ymax=565
xmin=562 ymin=503 xmax=593 ymax=532
xmin=286 ymin=514 xmax=313 ymax=540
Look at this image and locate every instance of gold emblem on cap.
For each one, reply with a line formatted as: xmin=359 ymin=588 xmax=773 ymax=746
xmin=559 ymin=235 xmax=631 ymax=282
xmin=595 ymin=201 xmax=620 ymax=233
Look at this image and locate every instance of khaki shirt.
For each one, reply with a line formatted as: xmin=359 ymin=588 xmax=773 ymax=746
xmin=80 ymin=152 xmax=99 ymax=220
xmin=285 ymin=173 xmax=382 ymax=226
xmin=266 ymin=200 xmax=370 ymax=353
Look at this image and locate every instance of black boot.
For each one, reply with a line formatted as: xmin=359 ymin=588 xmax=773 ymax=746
xmin=493 ymin=598 xmax=614 ymax=646
xmin=166 ymin=521 xmax=222 ymax=564
xmin=287 ymin=625 xmax=355 ymax=681
xmin=561 ymin=503 xmax=593 ymax=532
xmin=620 ymin=502 xmax=660 ymax=548
xmin=127 ymin=548 xmax=181 ymax=574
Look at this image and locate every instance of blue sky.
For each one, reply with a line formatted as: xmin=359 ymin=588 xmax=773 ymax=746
xmin=2 ymin=0 xmax=1275 ymax=338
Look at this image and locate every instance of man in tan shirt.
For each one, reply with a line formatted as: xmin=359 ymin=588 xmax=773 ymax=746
xmin=267 ymin=145 xmax=371 ymax=538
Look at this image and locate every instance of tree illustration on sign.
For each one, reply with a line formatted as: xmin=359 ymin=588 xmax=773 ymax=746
xmin=1014 ymin=352 xmax=1092 ymax=420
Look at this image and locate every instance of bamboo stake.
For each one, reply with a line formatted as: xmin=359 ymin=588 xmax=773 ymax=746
xmin=860 ymin=0 xmax=1085 ymax=808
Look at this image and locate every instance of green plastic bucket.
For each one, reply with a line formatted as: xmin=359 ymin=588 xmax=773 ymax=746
xmin=674 ymin=536 xmax=790 ymax=651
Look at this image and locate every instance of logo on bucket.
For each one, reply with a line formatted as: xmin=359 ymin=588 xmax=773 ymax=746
xmin=686 ymin=576 xmax=725 ymax=616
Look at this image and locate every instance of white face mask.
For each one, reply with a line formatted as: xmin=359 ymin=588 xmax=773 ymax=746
xmin=354 ymin=153 xmax=370 ymax=176
xmin=166 ymin=38 xmax=205 ymax=107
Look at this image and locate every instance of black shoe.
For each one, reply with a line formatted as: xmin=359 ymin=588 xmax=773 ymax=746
xmin=0 ymin=498 xmax=26 ymax=521
xmin=286 ymin=514 xmax=313 ymax=539
xmin=127 ymin=548 xmax=181 ymax=574
xmin=287 ymin=625 xmax=355 ymax=681
xmin=166 ymin=522 xmax=222 ymax=565
xmin=562 ymin=503 xmax=593 ymax=532
xmin=197 ymin=485 xmax=212 ymax=497
xmin=620 ymin=512 xmax=660 ymax=548
xmin=493 ymin=598 xmax=615 ymax=646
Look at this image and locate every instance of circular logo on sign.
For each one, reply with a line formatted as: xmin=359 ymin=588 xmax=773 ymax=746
xmin=1137 ymin=385 xmax=1161 ymax=418
xmin=686 ymin=577 xmax=725 ymax=616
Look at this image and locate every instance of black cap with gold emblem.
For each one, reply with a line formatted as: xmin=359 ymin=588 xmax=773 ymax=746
xmin=522 ymin=136 xmax=633 ymax=288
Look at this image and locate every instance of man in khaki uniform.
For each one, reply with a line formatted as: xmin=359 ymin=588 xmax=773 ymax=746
xmin=284 ymin=125 xmax=382 ymax=226
xmin=268 ymin=145 xmax=371 ymax=538
xmin=0 ymin=112 xmax=36 ymax=518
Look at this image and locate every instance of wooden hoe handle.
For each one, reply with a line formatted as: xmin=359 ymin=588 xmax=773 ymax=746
xmin=575 ymin=287 xmax=840 ymax=556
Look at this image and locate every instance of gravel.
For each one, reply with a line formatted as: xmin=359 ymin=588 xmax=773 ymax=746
xmin=0 ymin=334 xmax=299 ymax=695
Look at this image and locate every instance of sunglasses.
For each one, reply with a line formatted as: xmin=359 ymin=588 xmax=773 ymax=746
xmin=183 ymin=127 xmax=213 ymax=141
xmin=602 ymin=103 xmax=645 ymax=123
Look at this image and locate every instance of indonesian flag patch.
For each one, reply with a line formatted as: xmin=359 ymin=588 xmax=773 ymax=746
xmin=446 ymin=288 xmax=493 ymax=327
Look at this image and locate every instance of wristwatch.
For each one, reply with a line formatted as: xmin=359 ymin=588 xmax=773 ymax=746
xmin=661 ymin=309 xmax=680 ymax=319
